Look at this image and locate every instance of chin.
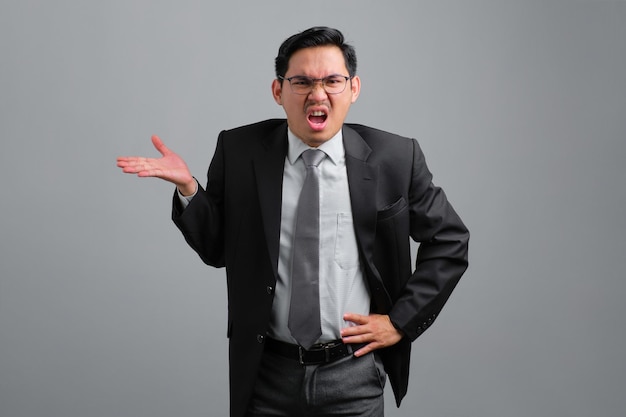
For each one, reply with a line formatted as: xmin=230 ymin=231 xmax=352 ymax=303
xmin=306 ymin=132 xmax=334 ymax=146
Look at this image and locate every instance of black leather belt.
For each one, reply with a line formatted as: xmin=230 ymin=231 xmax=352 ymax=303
xmin=264 ymin=337 xmax=363 ymax=366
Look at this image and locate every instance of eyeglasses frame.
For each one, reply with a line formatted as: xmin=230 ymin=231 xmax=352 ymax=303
xmin=277 ymin=74 xmax=354 ymax=95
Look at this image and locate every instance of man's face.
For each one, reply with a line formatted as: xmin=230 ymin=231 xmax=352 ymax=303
xmin=272 ymin=45 xmax=361 ymax=147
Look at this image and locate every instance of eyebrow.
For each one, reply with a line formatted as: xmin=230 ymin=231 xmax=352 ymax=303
xmin=286 ymin=74 xmax=348 ymax=79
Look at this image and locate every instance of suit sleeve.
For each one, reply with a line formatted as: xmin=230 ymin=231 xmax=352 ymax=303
xmin=388 ymin=139 xmax=469 ymax=341
xmin=171 ymin=132 xmax=226 ymax=267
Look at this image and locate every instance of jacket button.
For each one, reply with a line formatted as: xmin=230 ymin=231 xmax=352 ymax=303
xmin=266 ymin=286 xmax=274 ymax=294
xmin=256 ymin=334 xmax=265 ymax=344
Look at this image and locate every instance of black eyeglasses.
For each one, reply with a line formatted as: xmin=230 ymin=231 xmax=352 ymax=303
xmin=278 ymin=74 xmax=352 ymax=95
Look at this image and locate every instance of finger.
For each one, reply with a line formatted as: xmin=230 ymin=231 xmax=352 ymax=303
xmin=119 ymin=158 xmax=158 ymax=175
xmin=117 ymin=156 xmax=154 ymax=168
xmin=151 ymin=135 xmax=170 ymax=156
xmin=353 ymin=342 xmax=377 ymax=358
xmin=116 ymin=156 xmax=139 ymax=167
xmin=122 ymin=166 xmax=151 ymax=175
xmin=137 ymin=168 xmax=162 ymax=177
xmin=342 ymin=333 xmax=369 ymax=348
xmin=117 ymin=161 xmax=144 ymax=170
xmin=119 ymin=159 xmax=143 ymax=173
xmin=343 ymin=312 xmax=368 ymax=325
xmin=341 ymin=326 xmax=370 ymax=340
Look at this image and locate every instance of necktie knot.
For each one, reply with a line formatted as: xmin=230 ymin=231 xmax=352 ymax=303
xmin=301 ymin=149 xmax=325 ymax=167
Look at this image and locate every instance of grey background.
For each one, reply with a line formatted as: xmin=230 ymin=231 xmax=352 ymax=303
xmin=1 ymin=1 xmax=624 ymax=416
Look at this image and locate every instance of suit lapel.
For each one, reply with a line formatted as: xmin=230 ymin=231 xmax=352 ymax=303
xmin=343 ymin=125 xmax=378 ymax=263
xmin=344 ymin=125 xmax=392 ymax=310
xmin=253 ymin=122 xmax=288 ymax=280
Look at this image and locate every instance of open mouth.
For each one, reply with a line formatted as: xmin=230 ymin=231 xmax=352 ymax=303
xmin=307 ymin=110 xmax=328 ymax=131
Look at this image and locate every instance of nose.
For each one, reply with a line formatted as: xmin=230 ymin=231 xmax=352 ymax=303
xmin=308 ymin=81 xmax=328 ymax=99
xmin=309 ymin=81 xmax=326 ymax=99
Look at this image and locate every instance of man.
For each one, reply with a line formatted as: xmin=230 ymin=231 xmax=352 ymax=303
xmin=117 ymin=27 xmax=469 ymax=417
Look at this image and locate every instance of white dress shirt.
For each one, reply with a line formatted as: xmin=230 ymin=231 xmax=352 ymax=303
xmin=179 ymin=128 xmax=371 ymax=345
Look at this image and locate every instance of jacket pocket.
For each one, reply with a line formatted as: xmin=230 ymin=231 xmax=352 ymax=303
xmin=377 ymin=197 xmax=408 ymax=221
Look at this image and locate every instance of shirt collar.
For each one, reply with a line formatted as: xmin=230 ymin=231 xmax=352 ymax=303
xmin=287 ymin=128 xmax=344 ymax=166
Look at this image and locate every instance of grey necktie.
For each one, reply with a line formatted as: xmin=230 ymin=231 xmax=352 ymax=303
xmin=288 ymin=149 xmax=326 ymax=349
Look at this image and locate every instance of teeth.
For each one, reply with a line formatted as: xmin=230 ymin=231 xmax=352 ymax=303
xmin=311 ymin=111 xmax=326 ymax=116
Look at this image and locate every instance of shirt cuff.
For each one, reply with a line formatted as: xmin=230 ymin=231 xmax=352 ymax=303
xmin=177 ymin=179 xmax=198 ymax=208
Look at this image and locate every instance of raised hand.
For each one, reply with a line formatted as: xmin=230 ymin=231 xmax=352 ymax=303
xmin=117 ymin=135 xmax=196 ymax=195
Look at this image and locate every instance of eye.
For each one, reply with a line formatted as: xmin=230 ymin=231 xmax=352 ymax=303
xmin=291 ymin=77 xmax=312 ymax=86
xmin=325 ymin=76 xmax=344 ymax=85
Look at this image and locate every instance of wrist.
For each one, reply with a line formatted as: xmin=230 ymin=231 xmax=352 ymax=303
xmin=177 ymin=178 xmax=197 ymax=197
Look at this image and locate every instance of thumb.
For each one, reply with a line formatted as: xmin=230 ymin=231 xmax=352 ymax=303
xmin=151 ymin=135 xmax=171 ymax=156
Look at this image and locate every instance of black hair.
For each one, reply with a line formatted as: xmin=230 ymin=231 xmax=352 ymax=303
xmin=274 ymin=27 xmax=357 ymax=80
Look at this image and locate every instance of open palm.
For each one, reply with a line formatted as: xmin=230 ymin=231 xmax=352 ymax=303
xmin=117 ymin=135 xmax=195 ymax=193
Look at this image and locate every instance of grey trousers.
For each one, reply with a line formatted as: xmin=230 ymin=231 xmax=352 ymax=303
xmin=245 ymin=347 xmax=386 ymax=417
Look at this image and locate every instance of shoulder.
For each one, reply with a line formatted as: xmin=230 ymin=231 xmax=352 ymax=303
xmin=222 ymin=119 xmax=286 ymax=137
xmin=344 ymin=123 xmax=417 ymax=155
xmin=345 ymin=123 xmax=410 ymax=141
xmin=217 ymin=119 xmax=287 ymax=158
xmin=345 ymin=123 xmax=415 ymax=146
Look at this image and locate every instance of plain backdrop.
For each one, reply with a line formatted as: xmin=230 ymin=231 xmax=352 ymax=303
xmin=1 ymin=1 xmax=625 ymax=416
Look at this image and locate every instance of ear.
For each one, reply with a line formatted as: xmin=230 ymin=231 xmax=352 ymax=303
xmin=271 ymin=79 xmax=283 ymax=105
xmin=350 ymin=75 xmax=361 ymax=103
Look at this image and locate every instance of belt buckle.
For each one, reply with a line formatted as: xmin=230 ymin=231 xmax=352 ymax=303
xmin=298 ymin=345 xmax=305 ymax=365
xmin=323 ymin=343 xmax=332 ymax=363
xmin=298 ymin=341 xmax=341 ymax=365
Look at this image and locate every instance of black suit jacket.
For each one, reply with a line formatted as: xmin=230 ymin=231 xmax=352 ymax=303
xmin=173 ymin=119 xmax=469 ymax=417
